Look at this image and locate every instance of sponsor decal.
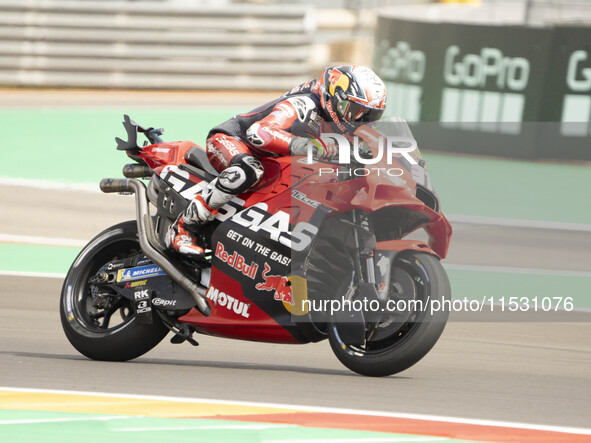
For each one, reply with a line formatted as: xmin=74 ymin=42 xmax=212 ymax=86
xmin=215 ymin=242 xmax=259 ymax=279
xmin=232 ymin=203 xmax=317 ymax=252
xmin=207 ymin=141 xmax=229 ymax=166
xmin=206 ymin=286 xmax=250 ymax=318
xmin=261 ymin=125 xmax=292 ymax=145
xmin=152 ymin=298 xmax=177 ymax=307
xmin=117 ymin=265 xmax=166 ymax=282
xmin=291 ymin=190 xmax=320 ymax=208
xmin=378 ymin=40 xmax=425 ymax=84
xmin=152 ymin=147 xmax=171 ymax=153
xmin=66 ymin=283 xmax=74 ymax=321
xmin=124 ymin=279 xmax=148 ymax=289
xmin=134 ymin=289 xmax=149 ymax=300
xmin=160 ymin=165 xmax=208 ymax=199
xmin=136 ymin=300 xmax=151 ymax=314
xmin=324 ymin=99 xmax=348 ymax=133
xmin=218 ymin=135 xmax=241 ymax=156
xmin=268 ymin=251 xmax=291 ymax=266
xmin=160 ymin=165 xmax=247 ymax=219
xmin=216 ymin=198 xmax=246 ymax=222
xmin=107 ymin=262 xmax=124 ymax=270
xmin=255 ymin=263 xmax=293 ymax=305
xmin=225 ymin=229 xmax=291 ymax=266
xmin=133 ymin=290 xmax=151 ymax=314
xmin=440 ymin=46 xmax=530 ymax=134
xmin=561 ymin=50 xmax=591 ymax=136
xmin=444 ymin=46 xmax=529 ymax=91
xmin=328 ymin=67 xmax=350 ymax=96
xmin=376 ymin=40 xmax=425 ymax=122
xmin=567 ymin=50 xmax=591 ymax=92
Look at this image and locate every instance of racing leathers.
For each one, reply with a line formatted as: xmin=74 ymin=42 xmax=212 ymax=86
xmin=167 ymin=79 xmax=338 ymax=256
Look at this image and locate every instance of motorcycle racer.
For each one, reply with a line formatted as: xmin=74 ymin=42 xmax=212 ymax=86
xmin=167 ymin=65 xmax=387 ymax=257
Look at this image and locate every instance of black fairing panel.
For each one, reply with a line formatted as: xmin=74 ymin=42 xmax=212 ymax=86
xmin=185 ymin=146 xmax=219 ymax=178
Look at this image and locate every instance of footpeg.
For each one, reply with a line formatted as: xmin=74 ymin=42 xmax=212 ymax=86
xmin=169 ymin=324 xmax=199 ymax=346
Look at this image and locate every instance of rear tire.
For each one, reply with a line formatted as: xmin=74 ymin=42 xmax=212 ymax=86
xmin=328 ymin=251 xmax=450 ymax=377
xmin=60 ymin=221 xmax=168 ymax=361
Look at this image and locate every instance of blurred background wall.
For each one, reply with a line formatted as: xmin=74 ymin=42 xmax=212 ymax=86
xmin=2 ymin=1 xmax=590 ymax=89
xmin=1 ymin=0 xmax=590 ymax=160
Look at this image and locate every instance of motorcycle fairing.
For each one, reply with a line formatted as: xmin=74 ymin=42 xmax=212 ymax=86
xmin=286 ymin=157 xmax=452 ymax=258
xmin=136 ymin=134 xmax=452 ymax=344
xmin=177 ymin=197 xmax=328 ymax=343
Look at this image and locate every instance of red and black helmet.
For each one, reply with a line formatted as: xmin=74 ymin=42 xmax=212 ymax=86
xmin=319 ymin=65 xmax=387 ymax=132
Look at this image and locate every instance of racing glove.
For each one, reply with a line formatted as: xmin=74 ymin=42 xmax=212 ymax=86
xmin=288 ymin=137 xmax=338 ymax=159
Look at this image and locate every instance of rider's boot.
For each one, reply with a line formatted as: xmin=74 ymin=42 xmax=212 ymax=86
xmin=167 ymin=179 xmax=233 ymax=257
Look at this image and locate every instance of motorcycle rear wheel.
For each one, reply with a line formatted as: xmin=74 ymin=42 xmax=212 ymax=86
xmin=60 ymin=221 xmax=168 ymax=361
xmin=328 ymin=251 xmax=450 ymax=377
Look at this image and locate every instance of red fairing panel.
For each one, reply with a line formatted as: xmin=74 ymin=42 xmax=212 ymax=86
xmin=178 ymin=267 xmax=300 ymax=344
xmin=136 ymin=140 xmax=197 ymax=169
xmin=286 ymin=157 xmax=452 ymax=259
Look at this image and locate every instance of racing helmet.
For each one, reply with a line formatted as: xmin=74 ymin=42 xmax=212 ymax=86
xmin=320 ymin=65 xmax=387 ymax=131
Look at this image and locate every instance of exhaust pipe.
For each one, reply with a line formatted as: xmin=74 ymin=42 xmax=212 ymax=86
xmin=123 ymin=163 xmax=153 ymax=179
xmin=100 ymin=178 xmax=210 ymax=316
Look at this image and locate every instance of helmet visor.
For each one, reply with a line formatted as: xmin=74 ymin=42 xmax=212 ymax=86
xmin=336 ymin=98 xmax=384 ymax=123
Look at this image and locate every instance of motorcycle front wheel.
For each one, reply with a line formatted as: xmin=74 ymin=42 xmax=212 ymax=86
xmin=60 ymin=220 xmax=168 ymax=361
xmin=328 ymin=251 xmax=451 ymax=377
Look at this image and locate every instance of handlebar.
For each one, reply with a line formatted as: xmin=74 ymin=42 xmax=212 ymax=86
xmin=139 ymin=126 xmax=164 ymax=145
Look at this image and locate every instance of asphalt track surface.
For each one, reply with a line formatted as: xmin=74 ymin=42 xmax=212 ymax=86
xmin=1 ymin=184 xmax=590 ymax=432
xmin=1 ymin=91 xmax=590 ymax=439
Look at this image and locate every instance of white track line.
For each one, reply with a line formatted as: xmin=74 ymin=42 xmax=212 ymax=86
xmin=0 ymin=234 xmax=86 ymax=247
xmin=0 ymin=177 xmax=99 ymax=193
xmin=0 ymin=270 xmax=66 ymax=279
xmin=0 ymin=416 xmax=131 ymax=425
xmin=115 ymin=424 xmax=295 ymax=432
xmin=443 ymin=264 xmax=591 ymax=278
xmin=1 ymin=387 xmax=590 ymax=436
xmin=262 ymin=439 xmax=447 ymax=443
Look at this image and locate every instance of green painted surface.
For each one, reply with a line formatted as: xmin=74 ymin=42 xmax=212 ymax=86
xmin=0 ymin=244 xmax=79 ymax=274
xmin=0 ymin=108 xmax=239 ymax=184
xmin=425 ymin=153 xmax=591 ymax=224
xmin=447 ymin=269 xmax=591 ymax=311
xmin=0 ymin=108 xmax=590 ymax=223
xmin=0 ymin=410 xmax=480 ymax=443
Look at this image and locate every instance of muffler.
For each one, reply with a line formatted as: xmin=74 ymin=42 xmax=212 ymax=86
xmin=100 ymin=178 xmax=210 ymax=316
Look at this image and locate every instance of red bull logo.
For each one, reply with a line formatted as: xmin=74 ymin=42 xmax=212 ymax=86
xmin=215 ymin=242 xmax=259 ymax=280
xmin=328 ymin=67 xmax=350 ymax=96
xmin=255 ymin=263 xmax=293 ymax=305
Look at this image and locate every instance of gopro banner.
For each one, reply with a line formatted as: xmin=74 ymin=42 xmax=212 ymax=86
xmin=374 ymin=16 xmax=591 ymax=161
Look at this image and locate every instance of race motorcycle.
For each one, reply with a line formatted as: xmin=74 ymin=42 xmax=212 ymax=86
xmin=60 ymin=115 xmax=452 ymax=377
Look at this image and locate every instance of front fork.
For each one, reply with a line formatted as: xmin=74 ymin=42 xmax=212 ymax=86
xmin=348 ymin=210 xmax=390 ymax=341
xmin=350 ymin=210 xmax=376 ymax=284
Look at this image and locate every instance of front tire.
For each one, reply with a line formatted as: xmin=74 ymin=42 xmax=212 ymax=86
xmin=60 ymin=221 xmax=168 ymax=361
xmin=328 ymin=251 xmax=450 ymax=377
